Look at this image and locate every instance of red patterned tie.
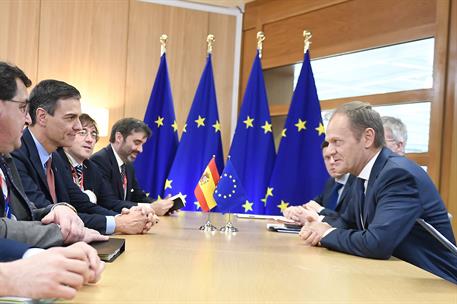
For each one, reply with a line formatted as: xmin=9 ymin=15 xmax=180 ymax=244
xmin=46 ymin=157 xmax=57 ymax=203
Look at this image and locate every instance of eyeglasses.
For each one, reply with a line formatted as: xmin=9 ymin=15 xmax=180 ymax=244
xmin=7 ymin=99 xmax=29 ymax=114
xmin=76 ymin=129 xmax=99 ymax=141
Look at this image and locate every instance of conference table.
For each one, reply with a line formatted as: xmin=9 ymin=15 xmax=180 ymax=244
xmin=69 ymin=212 xmax=456 ymax=303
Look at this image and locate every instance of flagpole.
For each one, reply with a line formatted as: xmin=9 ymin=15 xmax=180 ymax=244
xmin=303 ymin=30 xmax=312 ymax=54
xmin=160 ymin=34 xmax=167 ymax=56
xmin=256 ymin=31 xmax=265 ymax=59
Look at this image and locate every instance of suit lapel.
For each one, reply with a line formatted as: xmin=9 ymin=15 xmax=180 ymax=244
xmin=106 ymin=145 xmax=124 ymax=200
xmin=363 ymin=148 xmax=391 ymax=226
xmin=23 ymin=129 xmax=49 ymax=193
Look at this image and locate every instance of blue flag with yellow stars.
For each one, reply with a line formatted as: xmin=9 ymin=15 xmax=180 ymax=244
xmin=214 ymin=158 xmax=249 ymax=213
xmin=228 ymin=50 xmax=275 ymax=214
xmin=164 ymin=54 xmax=224 ymax=211
xmin=134 ymin=53 xmax=179 ymax=200
xmin=265 ymin=51 xmax=329 ymax=215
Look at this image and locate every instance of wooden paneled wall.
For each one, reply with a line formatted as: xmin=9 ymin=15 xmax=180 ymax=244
xmin=0 ymin=0 xmax=236 ymax=152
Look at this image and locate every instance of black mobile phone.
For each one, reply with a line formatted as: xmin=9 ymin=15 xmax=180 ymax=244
xmin=165 ymin=194 xmax=185 ymax=214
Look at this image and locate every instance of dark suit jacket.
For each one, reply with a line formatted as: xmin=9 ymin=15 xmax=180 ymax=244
xmin=0 ymin=154 xmax=63 ymax=248
xmin=321 ymin=148 xmax=457 ymax=284
xmin=57 ymin=148 xmax=136 ymax=212
xmin=12 ymin=128 xmax=117 ymax=233
xmin=314 ymin=175 xmax=355 ymax=218
xmin=91 ymin=145 xmax=153 ymax=203
xmin=0 ymin=238 xmax=29 ymax=261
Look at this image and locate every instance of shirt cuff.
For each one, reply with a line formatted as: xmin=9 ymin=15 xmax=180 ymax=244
xmin=105 ymin=216 xmax=116 ymax=234
xmin=83 ymin=190 xmax=97 ymax=204
xmin=22 ymin=248 xmax=45 ymax=259
xmin=322 ymin=227 xmax=336 ymax=239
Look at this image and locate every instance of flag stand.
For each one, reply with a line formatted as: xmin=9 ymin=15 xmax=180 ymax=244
xmin=220 ymin=213 xmax=238 ymax=232
xmin=199 ymin=212 xmax=217 ymax=231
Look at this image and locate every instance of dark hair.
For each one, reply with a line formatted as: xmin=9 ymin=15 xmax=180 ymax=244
xmin=28 ymin=79 xmax=81 ymax=125
xmin=109 ymin=118 xmax=152 ymax=143
xmin=79 ymin=113 xmax=99 ymax=141
xmin=0 ymin=62 xmax=32 ymax=100
xmin=332 ymin=101 xmax=385 ymax=148
xmin=321 ymin=140 xmax=329 ymax=149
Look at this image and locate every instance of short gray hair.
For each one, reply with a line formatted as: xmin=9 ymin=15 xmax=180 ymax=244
xmin=331 ymin=101 xmax=385 ymax=148
xmin=381 ymin=116 xmax=407 ymax=144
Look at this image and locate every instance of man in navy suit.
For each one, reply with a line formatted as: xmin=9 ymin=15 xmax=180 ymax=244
xmin=283 ymin=141 xmax=354 ymax=223
xmin=12 ymin=80 xmax=151 ymax=234
xmin=59 ymin=114 xmax=159 ymax=226
xmin=91 ymin=118 xmax=173 ymax=216
xmin=0 ymin=61 xmax=107 ymax=246
xmin=299 ymin=101 xmax=457 ymax=284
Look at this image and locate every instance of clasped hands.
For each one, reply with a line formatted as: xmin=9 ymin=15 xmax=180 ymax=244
xmin=115 ymin=205 xmax=159 ymax=234
xmin=283 ymin=201 xmax=332 ymax=246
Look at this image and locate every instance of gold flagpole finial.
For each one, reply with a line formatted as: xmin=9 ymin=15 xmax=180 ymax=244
xmin=160 ymin=34 xmax=168 ymax=55
xmin=256 ymin=31 xmax=265 ymax=58
xmin=207 ymin=34 xmax=215 ymax=54
xmin=303 ymin=30 xmax=312 ymax=54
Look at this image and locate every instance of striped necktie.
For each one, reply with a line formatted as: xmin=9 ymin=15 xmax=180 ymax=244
xmin=75 ymin=164 xmax=84 ymax=190
xmin=120 ymin=164 xmax=127 ymax=199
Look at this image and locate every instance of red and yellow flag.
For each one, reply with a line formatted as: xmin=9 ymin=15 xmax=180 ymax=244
xmin=194 ymin=158 xmax=220 ymax=212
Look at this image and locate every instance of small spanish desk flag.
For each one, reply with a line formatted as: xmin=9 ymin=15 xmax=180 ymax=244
xmin=194 ymin=158 xmax=220 ymax=212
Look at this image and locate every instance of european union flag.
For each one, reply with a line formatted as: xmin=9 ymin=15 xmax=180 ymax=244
xmin=164 ymin=54 xmax=224 ymax=211
xmin=265 ymin=51 xmax=329 ymax=215
xmin=134 ymin=53 xmax=179 ymax=200
xmin=228 ymin=51 xmax=276 ymax=214
xmin=214 ymin=158 xmax=248 ymax=213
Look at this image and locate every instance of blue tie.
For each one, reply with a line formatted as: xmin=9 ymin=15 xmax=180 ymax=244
xmin=326 ymin=181 xmax=344 ymax=211
xmin=356 ymin=177 xmax=366 ymax=229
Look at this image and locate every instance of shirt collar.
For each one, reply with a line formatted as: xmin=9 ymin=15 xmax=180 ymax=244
xmin=110 ymin=144 xmax=124 ymax=172
xmin=335 ymin=173 xmax=350 ymax=185
xmin=65 ymin=151 xmax=82 ymax=167
xmin=29 ymin=129 xmax=52 ymax=170
xmin=358 ymin=149 xmax=382 ymax=182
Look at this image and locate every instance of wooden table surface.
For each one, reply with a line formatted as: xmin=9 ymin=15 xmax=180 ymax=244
xmin=68 ymin=212 xmax=456 ymax=303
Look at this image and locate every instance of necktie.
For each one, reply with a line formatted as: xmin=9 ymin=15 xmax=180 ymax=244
xmin=326 ymin=181 xmax=344 ymax=211
xmin=0 ymin=167 xmax=12 ymax=219
xmin=356 ymin=177 xmax=366 ymax=229
xmin=45 ymin=157 xmax=57 ymax=203
xmin=120 ymin=164 xmax=127 ymax=199
xmin=75 ymin=164 xmax=84 ymax=190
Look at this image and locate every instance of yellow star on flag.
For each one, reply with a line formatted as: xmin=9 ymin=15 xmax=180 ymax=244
xmin=243 ymin=116 xmax=254 ymax=128
xmin=242 ymin=200 xmax=253 ymax=212
xmin=281 ymin=128 xmax=287 ymax=138
xmin=212 ymin=120 xmax=221 ymax=133
xmin=295 ymin=119 xmax=307 ymax=132
xmin=155 ymin=116 xmax=164 ymax=128
xmin=277 ymin=200 xmax=289 ymax=212
xmin=315 ymin=122 xmax=325 ymax=136
xmin=194 ymin=201 xmax=201 ymax=210
xmin=164 ymin=179 xmax=173 ymax=190
xmin=171 ymin=120 xmax=179 ymax=132
xmin=156 ymin=194 xmax=161 ymax=200
xmin=182 ymin=123 xmax=187 ymax=133
xmin=266 ymin=187 xmax=274 ymax=198
xmin=195 ymin=115 xmax=205 ymax=127
xmin=261 ymin=121 xmax=272 ymax=134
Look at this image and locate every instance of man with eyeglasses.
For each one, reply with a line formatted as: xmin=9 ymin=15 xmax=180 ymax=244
xmin=57 ymin=114 xmax=158 ymax=232
xmin=12 ymin=79 xmax=154 ymax=235
xmin=382 ymin=116 xmax=407 ymax=156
